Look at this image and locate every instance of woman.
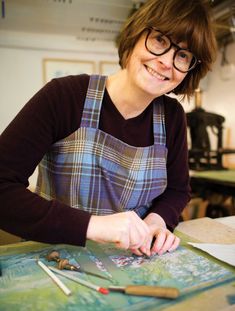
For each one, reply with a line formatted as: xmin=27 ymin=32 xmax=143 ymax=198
xmin=0 ymin=0 xmax=216 ymax=256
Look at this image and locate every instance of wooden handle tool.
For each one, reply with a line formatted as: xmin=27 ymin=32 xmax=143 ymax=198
xmin=108 ymin=285 xmax=180 ymax=299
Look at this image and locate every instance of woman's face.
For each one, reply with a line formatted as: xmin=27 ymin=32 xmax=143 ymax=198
xmin=125 ymin=33 xmax=188 ymax=98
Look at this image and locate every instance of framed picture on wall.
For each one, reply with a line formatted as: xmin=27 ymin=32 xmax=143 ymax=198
xmin=99 ymin=61 xmax=120 ymax=76
xmin=43 ymin=58 xmax=95 ymax=83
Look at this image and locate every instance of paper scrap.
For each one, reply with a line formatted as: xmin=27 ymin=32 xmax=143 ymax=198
xmin=188 ymin=242 xmax=235 ymax=267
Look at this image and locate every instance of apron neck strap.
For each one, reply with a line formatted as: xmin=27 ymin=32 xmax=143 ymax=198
xmin=81 ymin=75 xmax=107 ymax=128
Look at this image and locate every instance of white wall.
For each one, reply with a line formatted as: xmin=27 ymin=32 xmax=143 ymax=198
xmin=0 ymin=30 xmax=235 ymax=187
xmin=203 ymin=43 xmax=235 ymax=147
xmin=0 ymin=30 xmax=119 ymax=186
xmin=0 ymin=30 xmax=119 ymax=132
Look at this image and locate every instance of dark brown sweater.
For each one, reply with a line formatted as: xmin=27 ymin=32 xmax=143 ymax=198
xmin=0 ymin=74 xmax=190 ymax=246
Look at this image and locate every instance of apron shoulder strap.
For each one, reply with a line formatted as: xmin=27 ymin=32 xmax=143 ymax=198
xmin=81 ymin=75 xmax=107 ymax=128
xmin=153 ymin=98 xmax=166 ymax=146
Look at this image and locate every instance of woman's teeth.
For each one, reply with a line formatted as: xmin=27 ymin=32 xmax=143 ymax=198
xmin=146 ymin=66 xmax=168 ymax=80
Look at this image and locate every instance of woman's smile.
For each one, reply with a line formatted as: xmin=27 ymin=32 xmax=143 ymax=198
xmin=144 ymin=64 xmax=170 ymax=81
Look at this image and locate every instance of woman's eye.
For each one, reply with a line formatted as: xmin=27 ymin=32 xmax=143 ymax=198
xmin=155 ymin=35 xmax=168 ymax=47
xmin=178 ymin=51 xmax=191 ymax=63
xmin=179 ymin=52 xmax=187 ymax=59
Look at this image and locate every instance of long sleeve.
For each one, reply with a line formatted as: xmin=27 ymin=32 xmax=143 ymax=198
xmin=149 ymin=96 xmax=191 ymax=230
xmin=0 ymin=75 xmax=91 ymax=246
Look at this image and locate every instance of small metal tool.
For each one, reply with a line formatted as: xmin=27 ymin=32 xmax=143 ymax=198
xmin=108 ymin=285 xmax=180 ymax=299
xmin=46 ymin=250 xmax=110 ymax=281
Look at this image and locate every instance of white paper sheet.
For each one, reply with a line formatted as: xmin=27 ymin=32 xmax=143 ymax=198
xmin=188 ymin=242 xmax=235 ymax=267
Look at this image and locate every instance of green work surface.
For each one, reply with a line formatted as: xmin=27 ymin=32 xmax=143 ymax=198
xmin=191 ymin=169 xmax=235 ymax=183
xmin=0 ymin=238 xmax=234 ymax=311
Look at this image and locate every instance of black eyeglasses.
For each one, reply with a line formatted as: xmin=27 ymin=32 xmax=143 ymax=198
xmin=145 ymin=28 xmax=201 ymax=73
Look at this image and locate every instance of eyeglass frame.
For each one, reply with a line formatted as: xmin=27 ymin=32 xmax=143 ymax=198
xmin=144 ymin=27 xmax=201 ymax=73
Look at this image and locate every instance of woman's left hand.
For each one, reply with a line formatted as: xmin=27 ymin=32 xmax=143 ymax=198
xmin=130 ymin=213 xmax=180 ymax=257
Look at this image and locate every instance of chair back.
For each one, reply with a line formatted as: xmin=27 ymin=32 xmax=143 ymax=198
xmin=186 ymin=108 xmax=225 ymax=170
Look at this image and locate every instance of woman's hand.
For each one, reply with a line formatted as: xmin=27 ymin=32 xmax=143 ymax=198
xmin=131 ymin=213 xmax=180 ymax=257
xmin=86 ymin=211 xmax=150 ymax=250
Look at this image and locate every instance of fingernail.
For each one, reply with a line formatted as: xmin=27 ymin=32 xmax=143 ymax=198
xmin=146 ymin=250 xmax=151 ymax=257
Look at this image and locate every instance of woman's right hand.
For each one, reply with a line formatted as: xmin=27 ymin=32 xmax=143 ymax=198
xmin=86 ymin=211 xmax=150 ymax=250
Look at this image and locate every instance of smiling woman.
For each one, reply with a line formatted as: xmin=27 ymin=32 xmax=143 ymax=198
xmin=0 ymin=0 xmax=216 ymax=258
xmin=117 ymin=0 xmax=217 ymax=99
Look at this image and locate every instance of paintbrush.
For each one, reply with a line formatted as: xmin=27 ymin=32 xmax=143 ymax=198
xmin=37 ymin=260 xmax=72 ymax=296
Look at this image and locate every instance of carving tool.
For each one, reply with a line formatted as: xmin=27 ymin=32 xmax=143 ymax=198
xmin=49 ymin=266 xmax=109 ymax=295
xmin=37 ymin=260 xmax=72 ymax=296
xmin=108 ymin=285 xmax=180 ymax=299
xmin=46 ymin=250 xmax=110 ymax=281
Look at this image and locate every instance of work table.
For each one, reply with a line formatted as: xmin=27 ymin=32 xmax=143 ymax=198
xmin=0 ymin=217 xmax=234 ymax=311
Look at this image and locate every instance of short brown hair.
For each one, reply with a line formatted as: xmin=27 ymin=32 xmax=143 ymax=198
xmin=117 ymin=0 xmax=217 ymax=98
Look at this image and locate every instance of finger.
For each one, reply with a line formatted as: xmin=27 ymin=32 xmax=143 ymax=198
xmin=129 ymin=225 xmax=146 ymax=249
xmin=157 ymin=233 xmax=175 ymax=255
xmin=130 ymin=248 xmax=145 ymax=256
xmin=168 ymin=236 xmax=180 ymax=252
xmin=115 ymin=229 xmax=130 ymax=250
xmin=128 ymin=212 xmax=150 ymax=249
xmin=151 ymin=230 xmax=167 ymax=254
xmin=131 ymin=211 xmax=150 ymax=237
xmin=139 ymin=237 xmax=152 ymax=257
xmin=114 ymin=212 xmax=148 ymax=250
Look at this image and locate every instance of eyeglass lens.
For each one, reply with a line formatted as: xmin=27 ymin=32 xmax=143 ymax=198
xmin=146 ymin=29 xmax=197 ymax=73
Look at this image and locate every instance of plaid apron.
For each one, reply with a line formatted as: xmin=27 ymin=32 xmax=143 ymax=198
xmin=36 ymin=75 xmax=167 ymax=217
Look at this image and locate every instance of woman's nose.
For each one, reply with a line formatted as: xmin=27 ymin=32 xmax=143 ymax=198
xmin=157 ymin=49 xmax=175 ymax=69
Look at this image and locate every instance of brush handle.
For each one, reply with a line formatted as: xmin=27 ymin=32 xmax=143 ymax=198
xmin=125 ymin=285 xmax=179 ymax=299
xmin=37 ymin=260 xmax=72 ymax=296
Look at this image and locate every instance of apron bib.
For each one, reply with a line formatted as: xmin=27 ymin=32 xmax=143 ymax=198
xmin=36 ymin=75 xmax=168 ymax=217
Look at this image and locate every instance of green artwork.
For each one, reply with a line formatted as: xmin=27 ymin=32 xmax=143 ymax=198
xmin=0 ymin=241 xmax=234 ymax=311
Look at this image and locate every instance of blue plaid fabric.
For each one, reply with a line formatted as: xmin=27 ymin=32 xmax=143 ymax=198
xmin=36 ymin=75 xmax=167 ymax=217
